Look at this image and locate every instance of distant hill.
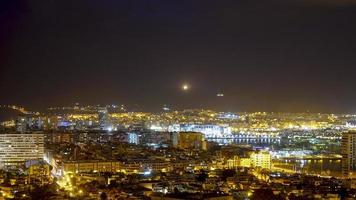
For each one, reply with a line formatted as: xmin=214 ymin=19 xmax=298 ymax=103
xmin=0 ymin=107 xmax=21 ymax=122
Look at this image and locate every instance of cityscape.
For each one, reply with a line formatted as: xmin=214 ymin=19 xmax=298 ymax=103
xmin=2 ymin=0 xmax=356 ymax=200
xmin=1 ymin=104 xmax=356 ymax=199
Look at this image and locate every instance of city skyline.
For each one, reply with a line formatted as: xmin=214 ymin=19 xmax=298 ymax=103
xmin=2 ymin=1 xmax=356 ymax=199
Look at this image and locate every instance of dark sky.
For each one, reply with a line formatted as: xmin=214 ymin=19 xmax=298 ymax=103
xmin=1 ymin=0 xmax=356 ymax=113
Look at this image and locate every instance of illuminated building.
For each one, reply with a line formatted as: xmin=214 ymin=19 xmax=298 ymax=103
xmin=172 ymin=132 xmax=206 ymax=150
xmin=76 ymin=130 xmax=113 ymax=143
xmin=218 ymin=112 xmax=238 ymax=120
xmin=16 ymin=116 xmax=29 ymax=133
xmin=250 ymin=151 xmax=271 ymax=169
xmin=239 ymin=157 xmax=252 ymax=168
xmin=341 ymin=131 xmax=356 ymax=177
xmin=150 ymin=124 xmax=166 ymax=132
xmin=27 ymin=160 xmax=51 ymax=185
xmin=98 ymin=107 xmax=110 ymax=130
xmin=227 ymin=156 xmax=239 ymax=169
xmin=140 ymin=132 xmax=171 ymax=146
xmin=15 ymin=115 xmax=44 ymax=132
xmin=346 ymin=121 xmax=356 ymax=128
xmin=29 ymin=117 xmax=44 ymax=130
xmin=227 ymin=156 xmax=252 ymax=169
xmin=63 ymin=161 xmax=121 ymax=174
xmin=62 ymin=160 xmax=168 ymax=174
xmin=0 ymin=132 xmax=44 ymax=166
xmin=168 ymin=124 xmax=231 ymax=138
xmin=46 ymin=132 xmax=73 ymax=144
xmin=28 ymin=163 xmax=50 ymax=176
xmin=128 ymin=132 xmax=139 ymax=145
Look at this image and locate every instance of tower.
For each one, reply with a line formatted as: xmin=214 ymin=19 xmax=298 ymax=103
xmin=16 ymin=115 xmax=29 ymax=133
xmin=98 ymin=107 xmax=109 ymax=130
xmin=341 ymin=131 xmax=356 ymax=177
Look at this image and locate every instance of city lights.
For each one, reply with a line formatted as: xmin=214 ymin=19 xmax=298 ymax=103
xmin=1 ymin=0 xmax=355 ymax=198
xmin=1 ymin=105 xmax=355 ymax=199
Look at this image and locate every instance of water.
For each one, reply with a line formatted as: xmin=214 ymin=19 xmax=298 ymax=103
xmin=273 ymin=158 xmax=342 ymax=177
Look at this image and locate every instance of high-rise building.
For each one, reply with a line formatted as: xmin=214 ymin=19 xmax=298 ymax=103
xmin=250 ymin=150 xmax=271 ymax=169
xmin=0 ymin=132 xmax=44 ymax=166
xmin=98 ymin=107 xmax=110 ymax=130
xmin=341 ymin=131 xmax=356 ymax=177
xmin=16 ymin=116 xmax=29 ymax=133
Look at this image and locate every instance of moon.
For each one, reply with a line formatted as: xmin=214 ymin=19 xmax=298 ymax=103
xmin=182 ymin=84 xmax=190 ymax=91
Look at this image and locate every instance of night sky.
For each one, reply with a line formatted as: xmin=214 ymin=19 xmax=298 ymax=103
xmin=1 ymin=0 xmax=356 ymax=113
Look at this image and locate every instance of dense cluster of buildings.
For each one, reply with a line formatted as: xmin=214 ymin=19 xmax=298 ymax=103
xmin=1 ymin=105 xmax=356 ymax=199
xmin=0 ymin=132 xmax=44 ymax=166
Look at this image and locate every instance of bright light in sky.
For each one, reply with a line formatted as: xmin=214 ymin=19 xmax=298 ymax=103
xmin=182 ymin=84 xmax=189 ymax=91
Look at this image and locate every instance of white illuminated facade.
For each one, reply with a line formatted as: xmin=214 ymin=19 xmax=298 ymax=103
xmin=218 ymin=112 xmax=238 ymax=120
xmin=150 ymin=125 xmax=166 ymax=132
xmin=346 ymin=121 xmax=356 ymax=128
xmin=168 ymin=124 xmax=232 ymax=138
xmin=0 ymin=132 xmax=44 ymax=166
xmin=128 ymin=132 xmax=139 ymax=145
